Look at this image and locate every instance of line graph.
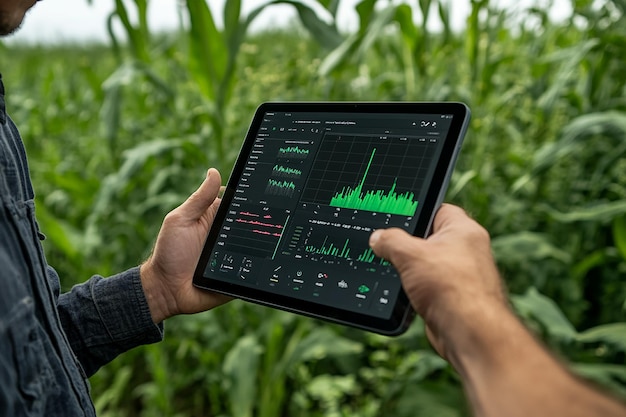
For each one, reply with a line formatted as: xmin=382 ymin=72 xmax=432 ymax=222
xmin=265 ymin=179 xmax=296 ymax=197
xmin=220 ymin=208 xmax=288 ymax=258
xmin=277 ymin=146 xmax=309 ymax=159
xmin=272 ymin=164 xmax=302 ymax=179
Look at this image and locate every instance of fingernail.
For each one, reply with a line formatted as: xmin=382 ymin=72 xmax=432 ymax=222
xmin=369 ymin=230 xmax=381 ymax=245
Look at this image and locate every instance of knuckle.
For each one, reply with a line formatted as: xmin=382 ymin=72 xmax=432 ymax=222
xmin=471 ymin=222 xmax=490 ymax=242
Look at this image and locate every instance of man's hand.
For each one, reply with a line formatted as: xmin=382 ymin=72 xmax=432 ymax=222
xmin=140 ymin=168 xmax=230 ymax=323
xmin=369 ymin=203 xmax=506 ymax=359
xmin=370 ymin=204 xmax=626 ymax=417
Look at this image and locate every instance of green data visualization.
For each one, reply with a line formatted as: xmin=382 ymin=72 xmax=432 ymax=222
xmin=265 ymin=179 xmax=296 ymax=197
xmin=277 ymin=146 xmax=309 ymax=159
xmin=304 ymin=235 xmax=390 ymax=265
xmin=272 ymin=165 xmax=302 ymax=178
xmin=329 ymin=149 xmax=418 ymax=216
xmin=301 ymin=133 xmax=431 ymax=217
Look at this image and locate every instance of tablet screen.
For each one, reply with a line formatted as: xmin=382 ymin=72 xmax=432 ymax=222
xmin=193 ymin=102 xmax=470 ymax=335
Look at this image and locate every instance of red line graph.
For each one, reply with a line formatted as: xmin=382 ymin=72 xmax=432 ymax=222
xmin=252 ymin=229 xmax=282 ymax=237
xmin=240 ymin=211 xmax=260 ymax=217
xmin=236 ymin=218 xmax=283 ymax=229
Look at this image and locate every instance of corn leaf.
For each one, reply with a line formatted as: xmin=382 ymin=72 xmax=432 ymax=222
xmin=613 ymin=215 xmax=626 ymax=260
xmin=576 ymin=323 xmax=626 ymax=351
xmin=532 ymin=111 xmax=626 ymax=174
xmin=223 ymin=335 xmax=263 ymax=417
xmin=34 ymin=202 xmax=81 ymax=260
xmin=185 ymin=0 xmax=226 ymax=101
xmin=394 ymin=4 xmax=418 ymax=50
xmin=492 ymin=231 xmax=571 ymax=263
xmin=511 ymin=287 xmax=578 ymax=341
xmin=284 ymin=327 xmax=363 ymax=370
xmin=275 ymin=0 xmax=342 ymax=49
xmin=570 ymin=363 xmax=626 ymax=397
xmin=317 ymin=0 xmax=340 ymax=18
xmin=542 ymin=200 xmax=626 ymax=223
xmin=537 ymin=40 xmax=599 ymax=110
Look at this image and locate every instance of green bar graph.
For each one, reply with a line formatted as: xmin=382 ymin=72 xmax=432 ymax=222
xmin=329 ymin=148 xmax=418 ymax=216
xmin=304 ymin=235 xmax=390 ymax=265
xmin=305 ymin=236 xmax=351 ymax=258
xmin=357 ymin=247 xmax=390 ymax=266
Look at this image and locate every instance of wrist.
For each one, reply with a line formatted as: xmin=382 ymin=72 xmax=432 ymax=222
xmin=139 ymin=260 xmax=175 ymax=323
xmin=439 ymin=297 xmax=556 ymax=380
xmin=426 ymin=295 xmax=517 ymax=370
xmin=439 ymin=298 xmax=626 ymax=417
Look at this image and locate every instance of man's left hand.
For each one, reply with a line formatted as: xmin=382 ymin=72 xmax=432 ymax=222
xmin=140 ymin=168 xmax=230 ymax=323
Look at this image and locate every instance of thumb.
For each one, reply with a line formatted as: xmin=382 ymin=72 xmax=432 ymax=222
xmin=178 ymin=168 xmax=222 ymax=220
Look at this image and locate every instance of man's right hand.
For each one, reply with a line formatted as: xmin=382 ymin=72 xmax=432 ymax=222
xmin=368 ymin=203 xmax=506 ymax=360
xmin=370 ymin=204 xmax=626 ymax=417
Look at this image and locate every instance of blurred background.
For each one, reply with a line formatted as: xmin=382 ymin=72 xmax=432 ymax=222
xmin=1 ymin=0 xmax=625 ymax=415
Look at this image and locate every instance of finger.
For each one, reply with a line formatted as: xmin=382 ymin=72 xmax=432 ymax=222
xmin=431 ymin=203 xmax=470 ymax=233
xmin=203 ymin=197 xmax=222 ymax=224
xmin=179 ymin=168 xmax=222 ymax=220
xmin=369 ymin=227 xmax=424 ymax=265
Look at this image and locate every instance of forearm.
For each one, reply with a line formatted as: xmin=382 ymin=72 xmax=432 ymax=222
xmin=447 ymin=303 xmax=626 ymax=417
xmin=56 ymin=267 xmax=163 ymax=376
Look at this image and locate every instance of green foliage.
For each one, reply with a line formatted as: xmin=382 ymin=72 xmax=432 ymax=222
xmin=512 ymin=288 xmax=626 ymax=396
xmin=1 ymin=0 xmax=625 ymax=415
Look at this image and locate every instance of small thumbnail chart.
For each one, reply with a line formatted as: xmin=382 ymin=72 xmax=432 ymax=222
xmin=277 ymin=145 xmax=310 ymax=159
xmin=265 ymin=179 xmax=296 ymax=198
xmin=272 ymin=164 xmax=303 ymax=179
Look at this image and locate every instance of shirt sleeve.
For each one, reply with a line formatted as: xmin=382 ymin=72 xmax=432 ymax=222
xmin=54 ymin=266 xmax=164 ymax=377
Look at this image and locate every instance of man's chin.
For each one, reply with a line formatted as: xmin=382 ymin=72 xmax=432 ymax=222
xmin=0 ymin=21 xmax=24 ymax=37
xmin=0 ymin=1 xmax=37 ymax=37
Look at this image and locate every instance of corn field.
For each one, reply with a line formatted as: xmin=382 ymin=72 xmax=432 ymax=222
xmin=1 ymin=0 xmax=625 ymax=415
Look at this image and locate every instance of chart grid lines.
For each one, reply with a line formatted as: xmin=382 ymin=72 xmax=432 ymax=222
xmin=300 ymin=133 xmax=436 ymax=212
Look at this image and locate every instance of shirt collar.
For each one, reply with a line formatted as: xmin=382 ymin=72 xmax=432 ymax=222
xmin=0 ymin=73 xmax=6 ymax=125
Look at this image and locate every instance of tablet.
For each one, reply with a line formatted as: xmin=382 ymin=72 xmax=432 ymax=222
xmin=193 ymin=102 xmax=470 ymax=335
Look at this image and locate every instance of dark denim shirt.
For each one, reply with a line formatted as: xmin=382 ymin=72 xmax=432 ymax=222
xmin=0 ymin=74 xmax=163 ymax=416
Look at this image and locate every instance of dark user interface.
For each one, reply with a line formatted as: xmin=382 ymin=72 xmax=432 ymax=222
xmin=203 ymin=111 xmax=454 ymax=319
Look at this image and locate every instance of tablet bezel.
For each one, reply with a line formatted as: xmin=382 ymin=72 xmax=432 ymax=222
xmin=193 ymin=102 xmax=470 ymax=335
